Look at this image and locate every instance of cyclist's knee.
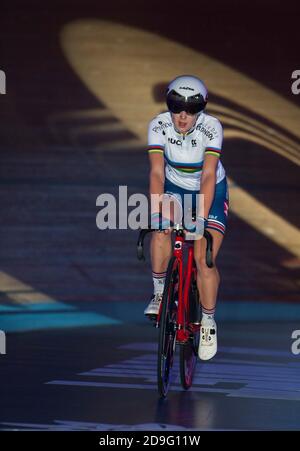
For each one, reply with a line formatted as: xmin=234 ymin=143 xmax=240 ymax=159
xmin=152 ymin=230 xmax=171 ymax=243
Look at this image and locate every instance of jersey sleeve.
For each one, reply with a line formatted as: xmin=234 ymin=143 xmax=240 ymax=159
xmin=204 ymin=118 xmax=223 ymax=158
xmin=147 ymin=117 xmax=165 ymax=155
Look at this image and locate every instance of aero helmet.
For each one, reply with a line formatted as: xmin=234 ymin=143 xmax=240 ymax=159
xmin=166 ymin=75 xmax=208 ymax=115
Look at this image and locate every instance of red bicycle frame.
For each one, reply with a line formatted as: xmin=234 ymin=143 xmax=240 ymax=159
xmin=152 ymin=230 xmax=198 ymax=341
xmin=137 ymin=225 xmax=213 ymax=397
xmin=173 ymin=234 xmax=197 ymax=343
xmin=137 ymin=226 xmax=213 ymax=333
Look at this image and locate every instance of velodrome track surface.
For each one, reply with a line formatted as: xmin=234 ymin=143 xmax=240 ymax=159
xmin=0 ymin=0 xmax=299 ymax=430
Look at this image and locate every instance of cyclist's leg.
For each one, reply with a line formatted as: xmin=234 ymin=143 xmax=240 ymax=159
xmin=150 ymin=230 xmax=172 ymax=274
xmin=193 ymin=177 xmax=229 ymax=359
xmin=145 ymin=183 xmax=182 ymax=315
xmin=194 ymin=176 xmax=228 ymax=310
xmin=194 ymin=229 xmax=223 ymax=313
xmin=143 ymin=231 xmax=172 ymax=315
xmin=194 ymin=232 xmax=223 ymax=360
xmin=151 ymin=183 xmax=183 ymax=269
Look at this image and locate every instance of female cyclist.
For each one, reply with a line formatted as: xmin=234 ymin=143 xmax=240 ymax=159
xmin=144 ymin=75 xmax=229 ymax=361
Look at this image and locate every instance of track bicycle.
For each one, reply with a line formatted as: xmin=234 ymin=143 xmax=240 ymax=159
xmin=137 ymin=222 xmax=213 ymax=398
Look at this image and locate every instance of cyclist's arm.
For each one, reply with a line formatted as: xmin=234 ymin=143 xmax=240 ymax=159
xmin=199 ymin=118 xmax=223 ymax=218
xmin=149 ymin=152 xmax=165 ymax=214
xmin=147 ymin=116 xmax=165 ymax=214
xmin=199 ymin=154 xmax=218 ymax=218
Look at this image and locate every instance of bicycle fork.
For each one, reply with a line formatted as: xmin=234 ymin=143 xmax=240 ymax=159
xmin=177 ymin=243 xmax=194 ymax=343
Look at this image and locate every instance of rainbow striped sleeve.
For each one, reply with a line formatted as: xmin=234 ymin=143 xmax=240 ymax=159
xmin=205 ymin=147 xmax=222 ymax=158
xmin=148 ymin=145 xmax=164 ymax=155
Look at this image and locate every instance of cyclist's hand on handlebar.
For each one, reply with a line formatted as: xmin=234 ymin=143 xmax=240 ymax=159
xmin=185 ymin=216 xmax=208 ymax=236
xmin=151 ymin=212 xmax=173 ymax=233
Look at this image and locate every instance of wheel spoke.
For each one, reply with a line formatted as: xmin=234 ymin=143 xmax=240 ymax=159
xmin=157 ymin=257 xmax=178 ymax=398
xmin=179 ymin=271 xmax=200 ymax=390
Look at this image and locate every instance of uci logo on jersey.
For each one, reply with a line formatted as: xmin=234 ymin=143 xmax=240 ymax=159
xmin=168 ymin=138 xmax=182 ymax=146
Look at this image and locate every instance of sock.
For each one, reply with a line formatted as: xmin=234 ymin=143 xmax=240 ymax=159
xmin=201 ymin=306 xmax=216 ymax=324
xmin=152 ymin=271 xmax=166 ymax=295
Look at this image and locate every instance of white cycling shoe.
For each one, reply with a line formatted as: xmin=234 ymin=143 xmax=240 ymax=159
xmin=198 ymin=319 xmax=217 ymax=360
xmin=144 ymin=293 xmax=163 ymax=316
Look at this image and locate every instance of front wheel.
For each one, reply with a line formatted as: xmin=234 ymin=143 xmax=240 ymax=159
xmin=157 ymin=256 xmax=178 ymax=398
xmin=180 ymin=274 xmax=200 ymax=389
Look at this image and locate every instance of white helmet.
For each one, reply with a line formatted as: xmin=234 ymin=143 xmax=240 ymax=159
xmin=166 ymin=75 xmax=208 ymax=114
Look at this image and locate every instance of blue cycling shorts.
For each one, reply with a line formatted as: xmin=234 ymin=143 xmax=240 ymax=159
xmin=164 ymin=176 xmax=229 ymax=235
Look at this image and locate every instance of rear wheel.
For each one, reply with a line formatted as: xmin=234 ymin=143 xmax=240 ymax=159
xmin=157 ymin=256 xmax=178 ymax=398
xmin=180 ymin=271 xmax=200 ymax=389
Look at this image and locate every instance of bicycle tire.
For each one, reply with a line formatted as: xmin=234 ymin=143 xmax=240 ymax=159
xmin=157 ymin=256 xmax=178 ymax=398
xmin=179 ymin=272 xmax=200 ymax=390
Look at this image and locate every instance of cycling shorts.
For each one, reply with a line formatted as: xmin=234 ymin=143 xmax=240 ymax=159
xmin=164 ymin=176 xmax=229 ymax=235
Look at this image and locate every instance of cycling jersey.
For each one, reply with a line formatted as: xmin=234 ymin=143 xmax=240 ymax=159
xmin=148 ymin=111 xmax=226 ymax=191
